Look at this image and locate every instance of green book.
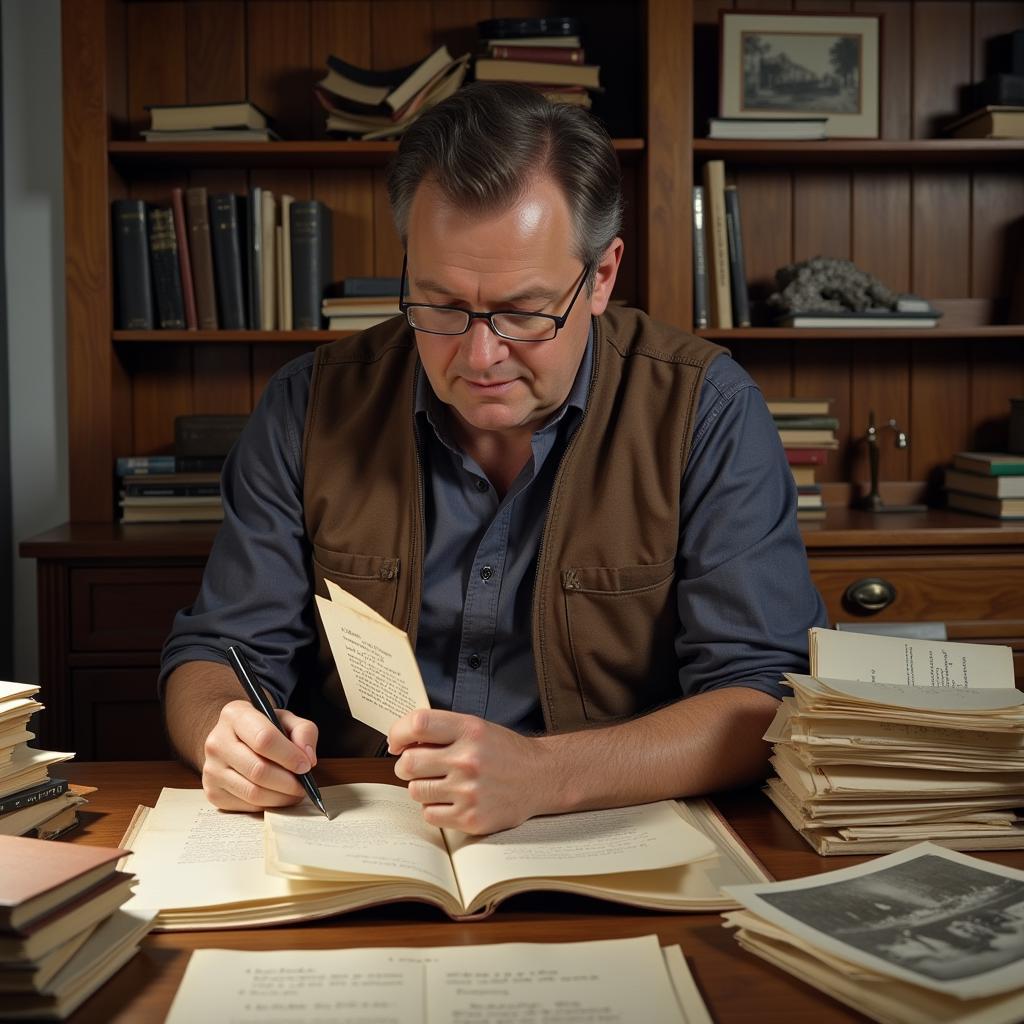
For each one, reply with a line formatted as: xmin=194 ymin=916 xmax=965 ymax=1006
xmin=952 ymin=451 xmax=1024 ymax=476
xmin=772 ymin=416 xmax=840 ymax=431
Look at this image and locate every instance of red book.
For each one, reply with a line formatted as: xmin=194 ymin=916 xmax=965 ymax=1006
xmin=488 ymin=45 xmax=585 ymax=64
xmin=170 ymin=187 xmax=198 ymax=329
xmin=785 ymin=448 xmax=830 ymax=466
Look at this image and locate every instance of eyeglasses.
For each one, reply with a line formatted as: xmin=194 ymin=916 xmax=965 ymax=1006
xmin=399 ymin=254 xmax=589 ymax=343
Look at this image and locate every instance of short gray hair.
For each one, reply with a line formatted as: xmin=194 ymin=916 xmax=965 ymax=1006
xmin=387 ymin=83 xmax=623 ymax=282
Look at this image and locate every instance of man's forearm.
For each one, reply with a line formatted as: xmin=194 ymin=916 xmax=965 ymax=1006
xmin=163 ymin=661 xmax=246 ymax=772
xmin=534 ymin=686 xmax=780 ymax=815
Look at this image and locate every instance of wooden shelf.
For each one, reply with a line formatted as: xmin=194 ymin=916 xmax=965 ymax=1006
xmin=692 ymin=138 xmax=1024 ymax=165
xmin=699 ymin=326 xmax=1024 ymax=341
xmin=109 ymin=138 xmax=646 ymax=169
xmin=113 ymin=330 xmax=349 ymax=343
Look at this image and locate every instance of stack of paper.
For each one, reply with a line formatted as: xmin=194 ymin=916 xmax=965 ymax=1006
xmin=765 ymin=629 xmax=1024 ymax=854
xmin=165 ymin=934 xmax=712 ymax=1024
xmin=0 ymin=836 xmax=154 ymax=1020
xmin=0 ymin=682 xmax=80 ymax=839
xmin=723 ymin=843 xmax=1024 ymax=1024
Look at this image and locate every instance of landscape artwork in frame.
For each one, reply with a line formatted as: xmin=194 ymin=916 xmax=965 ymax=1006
xmin=719 ymin=12 xmax=880 ymax=138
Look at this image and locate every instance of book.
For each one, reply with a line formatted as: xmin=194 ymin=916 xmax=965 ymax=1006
xmin=321 ymin=298 xmax=400 ymax=317
xmin=772 ymin=416 xmax=840 ymax=431
xmin=278 ymin=193 xmax=293 ymax=330
xmin=121 ymin=474 xmax=220 ymax=498
xmin=707 ymin=117 xmax=827 ymax=140
xmin=110 ymin=199 xmax=154 ymax=330
xmin=122 ymin=784 xmax=769 ymax=929
xmin=796 ymin=493 xmax=823 ymax=510
xmin=247 ymin=187 xmax=262 ymax=330
xmin=141 ymin=127 xmax=279 ymax=142
xmin=473 ymin=58 xmax=600 ymax=90
xmin=115 ymin=455 xmax=225 ymax=476
xmin=208 ymin=193 xmax=247 ymax=329
xmin=327 ymin=314 xmax=398 ymax=332
xmin=164 ymin=935 xmax=708 ymax=1024
xmin=946 ymin=104 xmax=1024 ymax=139
xmin=290 ymin=200 xmax=333 ymax=329
xmin=0 ymin=779 xmax=67 ymax=818
xmin=767 ymin=398 xmax=833 ymax=416
xmin=790 ymin=465 xmax=816 ymax=487
xmin=259 ymin=190 xmax=277 ymax=330
xmin=952 ymin=451 xmax=1024 ymax=476
xmin=482 ymin=35 xmax=582 ymax=49
xmin=340 ymin=276 xmax=402 ymax=297
xmin=777 ymin=311 xmax=941 ymax=328
xmin=701 ymin=160 xmax=731 ymax=329
xmin=691 ymin=186 xmax=709 ymax=330
xmin=776 ymin=428 xmax=837 ymax=445
xmin=944 ymin=467 xmax=1024 ymax=498
xmin=488 ymin=44 xmax=584 ymax=64
xmin=120 ymin=495 xmax=222 ymax=508
xmin=785 ymin=448 xmax=831 ymax=466
xmin=724 ymin=844 xmax=1024 ymax=1024
xmin=477 ymin=15 xmax=580 ymax=44
xmin=184 ymin=187 xmax=218 ymax=329
xmin=174 ymin=414 xmax=248 ymax=458
xmin=946 ymin=491 xmax=1024 ymax=519
xmin=145 ymin=100 xmax=268 ymax=132
xmin=119 ymin=505 xmax=224 ymax=523
xmin=169 ymin=188 xmax=198 ymax=330
xmin=723 ymin=185 xmax=750 ymax=327
xmin=145 ymin=207 xmax=185 ymax=329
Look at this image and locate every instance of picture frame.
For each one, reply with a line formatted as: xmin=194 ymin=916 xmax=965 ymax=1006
xmin=719 ymin=11 xmax=881 ymax=139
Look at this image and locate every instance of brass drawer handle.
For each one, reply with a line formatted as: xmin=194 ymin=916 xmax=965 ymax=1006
xmin=844 ymin=577 xmax=897 ymax=614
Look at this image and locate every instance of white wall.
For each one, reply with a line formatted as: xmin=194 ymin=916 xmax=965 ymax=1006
xmin=3 ymin=0 xmax=66 ymax=682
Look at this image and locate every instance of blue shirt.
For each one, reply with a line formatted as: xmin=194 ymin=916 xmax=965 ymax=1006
xmin=160 ymin=326 xmax=827 ymax=731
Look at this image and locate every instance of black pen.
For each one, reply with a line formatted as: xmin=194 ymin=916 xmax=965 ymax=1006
xmin=225 ymin=644 xmax=329 ymax=818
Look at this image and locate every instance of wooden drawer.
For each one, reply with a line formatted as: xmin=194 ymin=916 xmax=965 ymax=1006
xmin=70 ymin=567 xmax=203 ymax=652
xmin=70 ymin=668 xmax=173 ymax=760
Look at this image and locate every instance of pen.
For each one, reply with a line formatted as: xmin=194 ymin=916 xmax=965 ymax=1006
xmin=225 ymin=644 xmax=329 ymax=818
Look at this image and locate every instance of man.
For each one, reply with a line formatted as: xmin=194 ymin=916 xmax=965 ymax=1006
xmin=161 ymin=84 xmax=826 ymax=835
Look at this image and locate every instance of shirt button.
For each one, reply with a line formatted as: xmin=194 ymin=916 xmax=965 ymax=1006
xmin=474 ymin=478 xmax=489 ymax=492
xmin=480 ymin=565 xmax=493 ymax=581
xmin=468 ymin=653 xmax=482 ymax=670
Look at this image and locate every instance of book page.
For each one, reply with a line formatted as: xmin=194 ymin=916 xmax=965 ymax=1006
xmin=818 ymin=676 xmax=1024 ymax=711
xmin=445 ymin=801 xmax=716 ymax=910
xmin=661 ymin=945 xmax=714 ymax=1024
xmin=809 ymin=628 xmax=1014 ymax=689
xmin=315 ymin=580 xmax=429 ymax=735
xmin=265 ymin=783 xmax=460 ymax=902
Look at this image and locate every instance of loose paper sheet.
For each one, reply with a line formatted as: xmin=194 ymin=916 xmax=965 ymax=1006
xmin=315 ymin=579 xmax=430 ymax=735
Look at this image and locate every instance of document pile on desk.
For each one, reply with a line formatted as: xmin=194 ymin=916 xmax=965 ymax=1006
xmin=723 ymin=842 xmax=1024 ymax=1024
xmin=0 ymin=681 xmax=81 ymax=840
xmin=121 ymin=784 xmax=769 ymax=929
xmin=164 ymin=934 xmax=712 ymax=1024
xmin=764 ymin=628 xmax=1024 ymax=854
xmin=0 ymin=836 xmax=154 ymax=1020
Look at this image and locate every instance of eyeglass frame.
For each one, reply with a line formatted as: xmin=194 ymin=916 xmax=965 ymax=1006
xmin=398 ymin=253 xmax=590 ymax=343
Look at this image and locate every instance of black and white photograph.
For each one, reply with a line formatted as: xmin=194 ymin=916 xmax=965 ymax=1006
xmin=719 ymin=12 xmax=880 ymax=137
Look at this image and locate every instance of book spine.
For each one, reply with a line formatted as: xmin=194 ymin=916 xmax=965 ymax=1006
xmin=146 ymin=207 xmax=186 ymax=329
xmin=260 ymin=191 xmax=277 ymax=330
xmin=170 ymin=187 xmax=198 ymax=329
xmin=701 ymin=160 xmax=732 ymax=329
xmin=488 ymin=45 xmax=584 ymax=64
xmin=111 ymin=199 xmax=155 ymax=329
xmin=185 ymin=186 xmax=219 ymax=329
xmin=122 ymin=482 xmax=222 ymax=497
xmin=691 ymin=186 xmax=709 ymax=330
xmin=291 ymin=201 xmax=333 ymax=329
xmin=248 ymin=187 xmax=263 ymax=330
xmin=724 ymin=185 xmax=751 ymax=328
xmin=176 ymin=455 xmax=226 ymax=472
xmin=280 ymin=195 xmax=294 ymax=330
xmin=209 ymin=194 xmax=247 ymax=329
xmin=0 ymin=779 xmax=68 ymax=816
xmin=116 ymin=455 xmax=177 ymax=475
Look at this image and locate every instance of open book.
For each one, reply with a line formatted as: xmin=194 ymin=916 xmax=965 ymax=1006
xmin=122 ymin=785 xmax=769 ymax=929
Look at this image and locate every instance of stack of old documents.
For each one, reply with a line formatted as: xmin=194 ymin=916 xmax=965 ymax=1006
xmin=765 ymin=628 xmax=1024 ymax=854
xmin=723 ymin=843 xmax=1024 ymax=1024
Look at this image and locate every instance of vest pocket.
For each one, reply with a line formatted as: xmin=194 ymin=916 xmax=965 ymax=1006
xmin=562 ymin=556 xmax=678 ymax=722
xmin=312 ymin=545 xmax=401 ymax=624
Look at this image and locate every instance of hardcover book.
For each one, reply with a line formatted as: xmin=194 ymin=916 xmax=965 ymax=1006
xmin=290 ymin=200 xmax=333 ymax=329
xmin=111 ymin=199 xmax=154 ymax=330
xmin=208 ymin=193 xmax=247 ymax=329
xmin=184 ymin=186 xmax=218 ymax=329
xmin=145 ymin=207 xmax=186 ymax=329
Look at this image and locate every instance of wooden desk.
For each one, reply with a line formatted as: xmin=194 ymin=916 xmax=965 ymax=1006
xmin=57 ymin=760 xmax=1024 ymax=1023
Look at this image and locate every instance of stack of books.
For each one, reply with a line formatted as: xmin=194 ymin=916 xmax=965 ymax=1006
xmin=322 ymin=296 xmax=401 ymax=333
xmin=946 ymin=104 xmax=1024 ymax=139
xmin=141 ymin=100 xmax=277 ymax=142
xmin=776 ymin=295 xmax=943 ymax=329
xmin=474 ymin=16 xmax=599 ymax=108
xmin=764 ymin=627 xmax=1024 ymax=855
xmin=723 ymin=843 xmax=1024 ymax=1024
xmin=0 ymin=836 xmax=154 ymax=1020
xmin=768 ymin=399 xmax=837 ymax=520
xmin=315 ymin=46 xmax=470 ymax=140
xmin=112 ymin=191 xmax=332 ymax=332
xmin=693 ymin=161 xmax=749 ymax=329
xmin=945 ymin=451 xmax=1024 ymax=520
xmin=707 ymin=116 xmax=827 ymax=140
xmin=0 ymin=682 xmax=81 ymax=840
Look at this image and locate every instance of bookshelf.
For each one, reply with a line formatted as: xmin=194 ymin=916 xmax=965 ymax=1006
xmin=21 ymin=0 xmax=1024 ymax=758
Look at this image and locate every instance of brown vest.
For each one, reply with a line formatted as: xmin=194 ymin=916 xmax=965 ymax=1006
xmin=300 ymin=306 xmax=726 ymax=755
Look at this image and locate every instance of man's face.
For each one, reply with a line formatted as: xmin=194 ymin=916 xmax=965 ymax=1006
xmin=405 ymin=176 xmax=620 ymax=440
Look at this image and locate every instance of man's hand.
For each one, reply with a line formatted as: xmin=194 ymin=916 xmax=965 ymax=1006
xmin=389 ymin=709 xmax=547 ymax=835
xmin=201 ymin=699 xmax=320 ymax=812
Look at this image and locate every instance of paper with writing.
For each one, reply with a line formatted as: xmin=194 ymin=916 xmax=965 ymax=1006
xmin=315 ymin=579 xmax=430 ymax=735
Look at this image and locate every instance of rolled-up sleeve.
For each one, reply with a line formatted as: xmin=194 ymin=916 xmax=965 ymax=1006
xmin=675 ymin=355 xmax=828 ymax=700
xmin=158 ymin=353 xmax=317 ymax=708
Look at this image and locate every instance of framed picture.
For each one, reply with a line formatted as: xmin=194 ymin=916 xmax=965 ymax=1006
xmin=719 ymin=11 xmax=881 ymax=138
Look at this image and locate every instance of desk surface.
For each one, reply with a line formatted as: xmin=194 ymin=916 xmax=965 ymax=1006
xmin=57 ymin=760 xmax=1024 ymax=1023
